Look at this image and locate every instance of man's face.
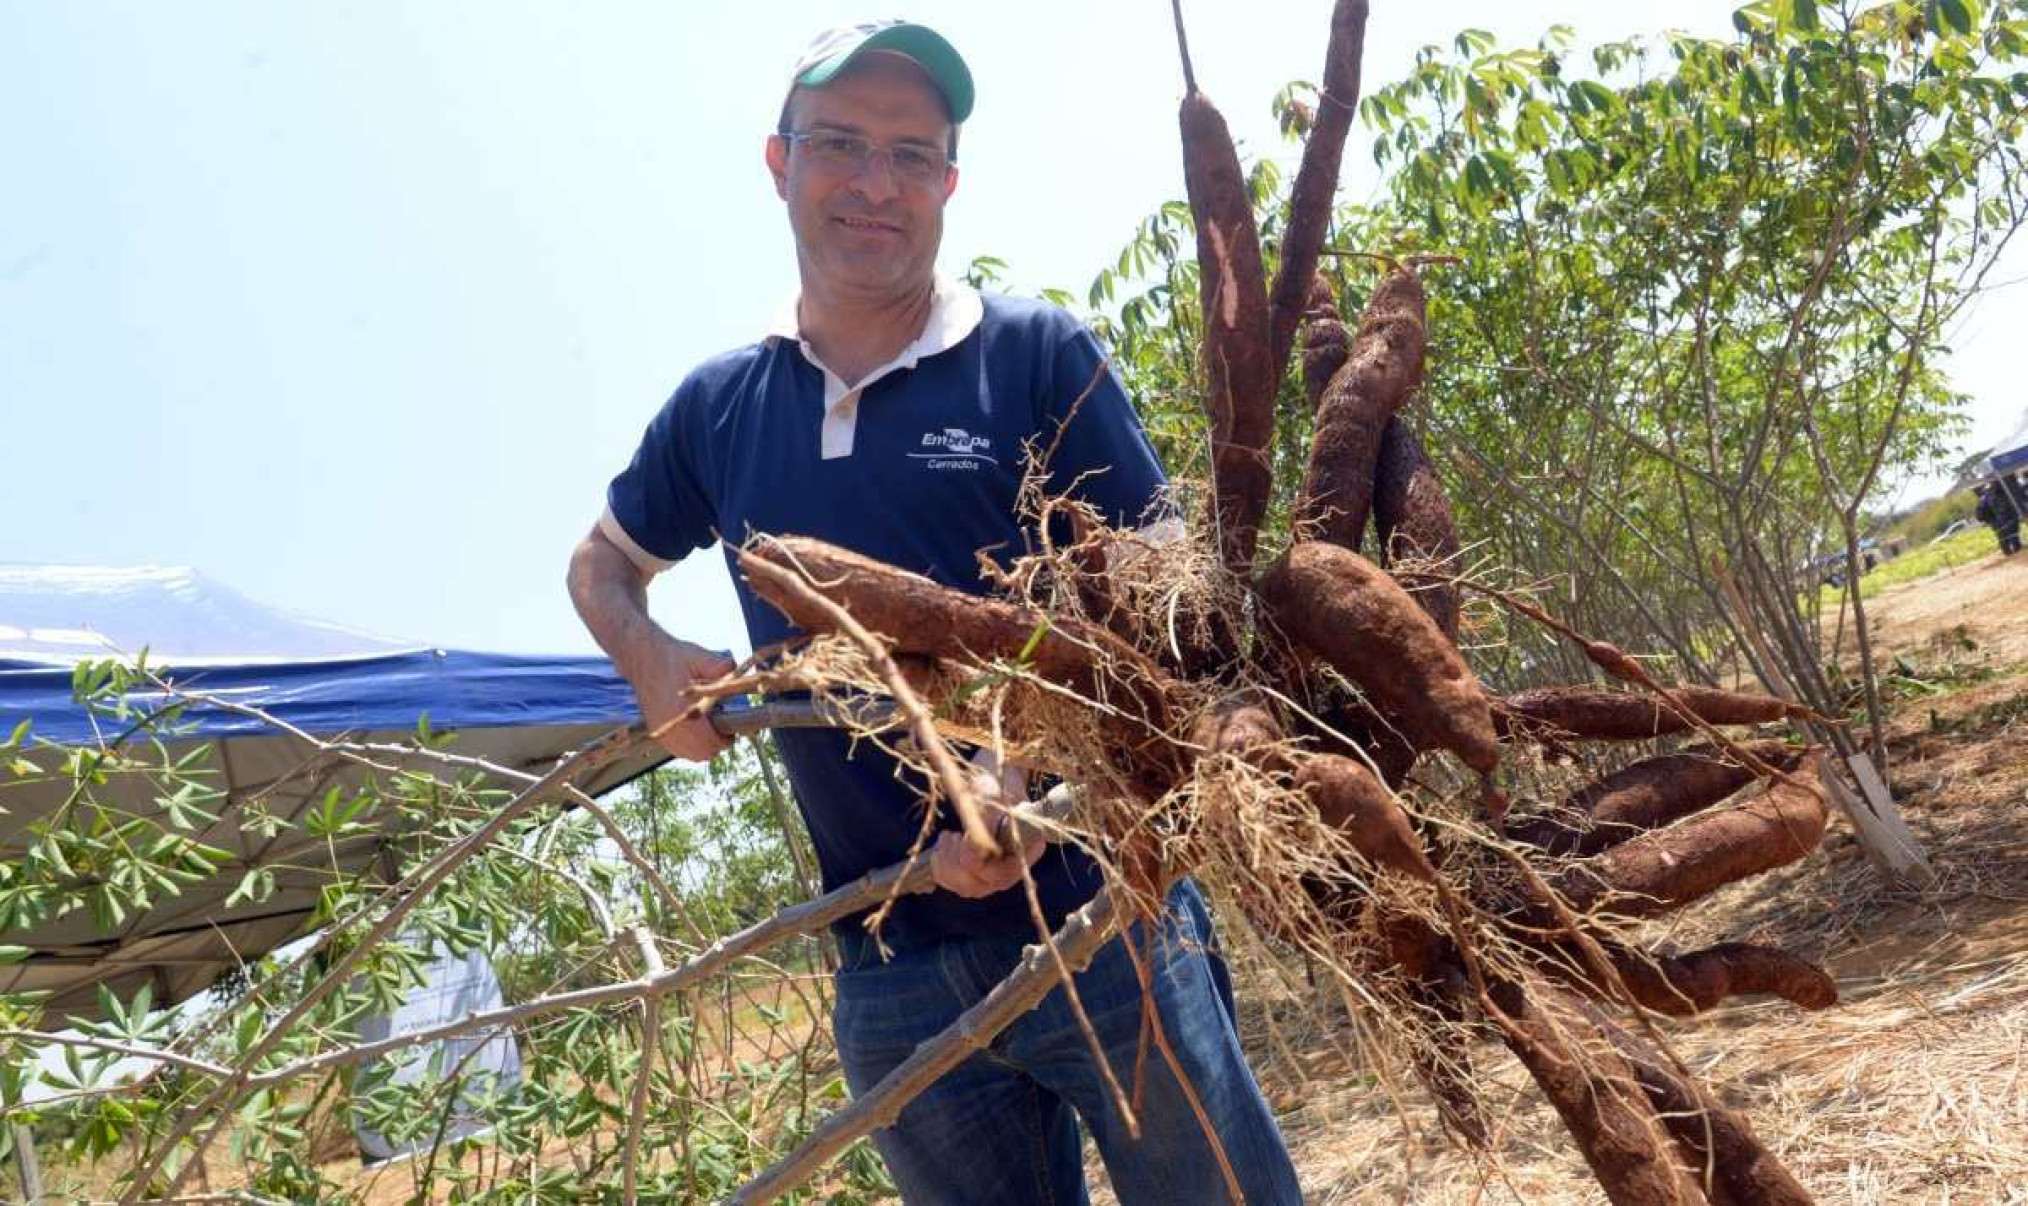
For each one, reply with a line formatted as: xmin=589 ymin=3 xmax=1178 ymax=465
xmin=766 ymin=54 xmax=958 ymax=301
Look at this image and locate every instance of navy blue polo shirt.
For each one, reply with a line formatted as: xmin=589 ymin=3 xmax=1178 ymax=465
xmin=602 ymin=282 xmax=1167 ymax=948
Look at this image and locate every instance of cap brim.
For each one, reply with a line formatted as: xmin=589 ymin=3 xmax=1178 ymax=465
xmin=797 ymin=24 xmax=974 ymax=123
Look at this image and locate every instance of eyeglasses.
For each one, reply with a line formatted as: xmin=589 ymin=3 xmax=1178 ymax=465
xmin=780 ymin=130 xmax=953 ymax=184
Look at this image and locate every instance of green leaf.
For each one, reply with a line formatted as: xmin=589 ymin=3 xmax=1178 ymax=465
xmin=1937 ymin=0 xmax=1973 ymax=36
xmin=1670 ymin=121 xmax=1700 ymax=180
xmin=37 ymin=836 xmax=75 ymax=879
xmin=1741 ymin=65 xmax=1772 ymax=106
xmin=1783 ymin=0 xmax=1819 ymax=34
xmin=1573 ymin=80 xmax=1617 ymax=115
xmin=1481 ymin=148 xmax=1519 ymax=192
xmin=1015 ymin=619 xmax=1051 ymax=665
xmin=1467 ymin=154 xmax=1493 ymax=194
xmin=235 ymin=1007 xmax=263 ymax=1053
xmin=1544 ymin=149 xmax=1572 ymax=193
xmin=0 ymin=945 xmax=31 ymax=964
xmin=96 ymin=981 xmax=122 ymax=1025
xmin=1454 ymin=28 xmax=1495 ymax=57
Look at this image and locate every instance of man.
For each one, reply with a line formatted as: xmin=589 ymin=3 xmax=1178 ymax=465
xmin=1975 ymin=482 xmax=2022 ymax=555
xmin=571 ymin=18 xmax=1297 ymax=1206
xmin=566 ymin=21 xmax=1300 ymax=1205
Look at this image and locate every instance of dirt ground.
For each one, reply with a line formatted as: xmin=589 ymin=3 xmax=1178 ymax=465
xmin=1238 ymin=549 xmax=2028 ymax=1204
xmin=1858 ymin=543 xmax=2028 ymax=667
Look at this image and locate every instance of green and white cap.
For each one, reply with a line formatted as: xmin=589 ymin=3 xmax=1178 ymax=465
xmin=788 ymin=21 xmax=975 ymax=123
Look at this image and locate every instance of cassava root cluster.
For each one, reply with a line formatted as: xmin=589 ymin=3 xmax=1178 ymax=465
xmin=722 ymin=4 xmax=1842 ymax=1202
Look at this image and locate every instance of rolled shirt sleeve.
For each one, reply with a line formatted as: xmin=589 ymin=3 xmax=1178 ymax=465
xmin=602 ymin=378 xmax=721 ymax=574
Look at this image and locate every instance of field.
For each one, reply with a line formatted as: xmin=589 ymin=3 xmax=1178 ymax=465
xmin=1817 ymin=526 xmax=2000 ymax=604
xmin=1239 ymin=547 xmax=2028 ymax=1204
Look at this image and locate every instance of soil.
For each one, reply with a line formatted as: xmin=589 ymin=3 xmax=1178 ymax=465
xmin=1855 ymin=545 xmax=2028 ymax=668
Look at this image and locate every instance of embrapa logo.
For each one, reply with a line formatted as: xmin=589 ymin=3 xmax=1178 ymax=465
xmin=907 ymin=426 xmax=998 ymax=470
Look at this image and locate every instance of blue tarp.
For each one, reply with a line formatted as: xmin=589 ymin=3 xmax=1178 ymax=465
xmin=0 ymin=565 xmax=660 ymax=1022
xmin=0 ymin=565 xmax=638 ymax=743
xmin=1989 ymin=414 xmax=2028 ymax=476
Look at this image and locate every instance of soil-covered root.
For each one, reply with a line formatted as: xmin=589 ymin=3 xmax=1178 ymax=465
xmin=1491 ymin=984 xmax=1707 ymax=1205
xmin=1259 ymin=541 xmax=1498 ymax=776
xmin=1174 ymin=20 xmax=1275 ymax=579
xmin=1193 ymin=698 xmax=1284 ymax=757
xmin=1295 ymin=265 xmax=1427 ymax=553
xmin=1061 ymin=509 xmax=1142 ymax=647
xmin=1310 ymin=694 xmax=1419 ymax=787
xmin=742 ymin=536 xmax=1160 ymax=699
xmin=1265 ymin=0 xmax=1369 ymax=375
xmin=1548 ymin=753 xmax=1830 ymax=919
xmin=741 ymin=535 xmax=1197 ymax=794
xmin=1581 ymin=1003 xmax=1818 ymax=1206
xmin=1059 ymin=501 xmax=1238 ymax=676
xmin=1345 ymin=907 xmax=1493 ymax=1146
xmin=1292 ymin=753 xmax=1434 ymax=881
xmin=1505 ymin=741 xmax=1799 ymax=857
xmin=1299 ymin=274 xmax=1350 ymax=414
xmin=1412 ymin=1022 xmax=1490 ymax=1148
xmin=1615 ymin=943 xmax=1837 ymax=1016
xmin=1498 ymin=684 xmax=1803 ymax=742
xmin=1371 ymin=417 xmax=1461 ymax=640
xmin=1395 ymin=962 xmax=1491 ymax=1147
xmin=1540 ymin=938 xmax=1838 ymax=1016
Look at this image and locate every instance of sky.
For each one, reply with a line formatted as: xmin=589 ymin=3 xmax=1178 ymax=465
xmin=4 ymin=1 xmax=2023 ymax=661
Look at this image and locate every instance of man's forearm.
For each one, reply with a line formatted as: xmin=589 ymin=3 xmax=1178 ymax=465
xmin=570 ymin=531 xmax=735 ymax=760
xmin=567 ymin=534 xmax=670 ymax=684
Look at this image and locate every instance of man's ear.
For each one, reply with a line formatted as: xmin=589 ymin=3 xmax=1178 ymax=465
xmin=942 ymin=164 xmax=959 ymax=203
xmin=765 ymin=134 xmax=791 ymax=201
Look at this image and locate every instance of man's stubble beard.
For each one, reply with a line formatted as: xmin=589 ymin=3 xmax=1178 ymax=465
xmin=793 ymin=196 xmax=943 ymax=302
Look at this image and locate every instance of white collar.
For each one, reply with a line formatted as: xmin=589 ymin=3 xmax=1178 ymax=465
xmin=767 ymin=277 xmax=985 ymax=461
xmin=764 ymin=276 xmax=984 ymax=364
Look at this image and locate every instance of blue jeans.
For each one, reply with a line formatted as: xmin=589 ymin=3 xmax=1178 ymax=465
xmin=832 ymin=881 xmax=1301 ymax=1205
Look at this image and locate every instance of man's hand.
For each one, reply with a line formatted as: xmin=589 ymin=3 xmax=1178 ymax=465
xmin=567 ymin=526 xmax=737 ymax=763
xmin=931 ymin=768 xmax=1047 ymax=899
xmin=629 ymin=636 xmax=736 ymax=762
